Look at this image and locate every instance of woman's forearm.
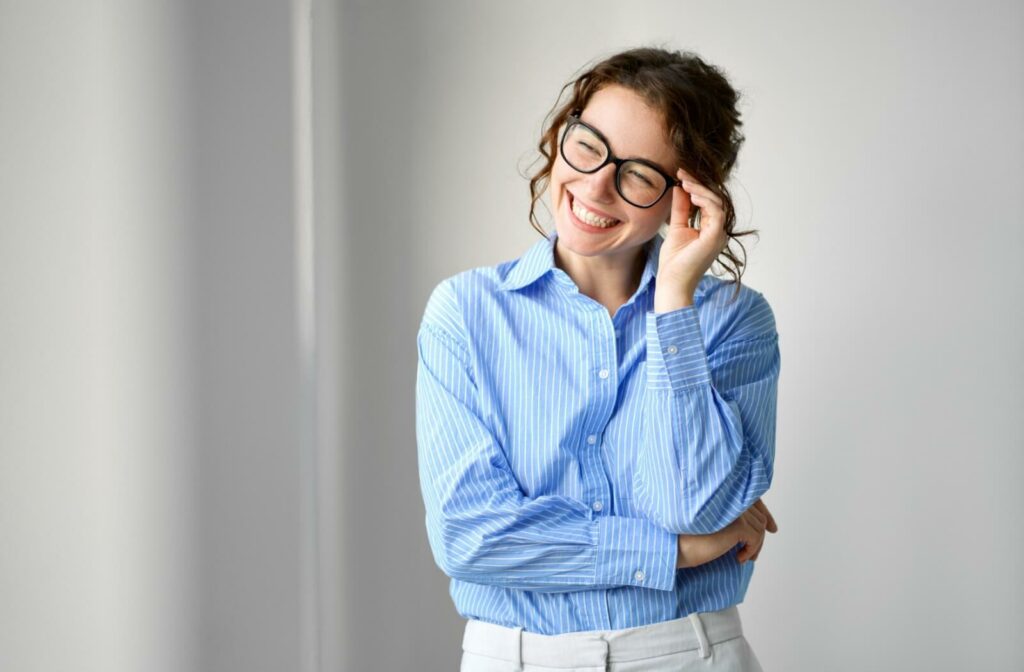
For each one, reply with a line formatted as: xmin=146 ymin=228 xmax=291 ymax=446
xmin=676 ymin=499 xmax=776 ymax=568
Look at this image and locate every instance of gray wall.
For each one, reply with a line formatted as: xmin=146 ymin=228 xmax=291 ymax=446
xmin=327 ymin=1 xmax=1024 ymax=670
xmin=1 ymin=1 xmax=303 ymax=670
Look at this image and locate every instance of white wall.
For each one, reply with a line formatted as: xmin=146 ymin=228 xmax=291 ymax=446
xmin=1 ymin=2 xmax=305 ymax=670
xmin=324 ymin=0 xmax=1024 ymax=670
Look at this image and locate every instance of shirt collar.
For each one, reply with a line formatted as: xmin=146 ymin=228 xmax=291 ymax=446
xmin=498 ymin=230 xmax=561 ymax=292
xmin=500 ymin=230 xmax=700 ymax=301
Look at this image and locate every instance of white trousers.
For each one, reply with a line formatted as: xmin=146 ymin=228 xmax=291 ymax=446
xmin=460 ymin=606 xmax=764 ymax=671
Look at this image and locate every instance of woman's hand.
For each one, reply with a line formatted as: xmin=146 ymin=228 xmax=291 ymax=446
xmin=731 ymin=498 xmax=778 ymax=564
xmin=654 ymin=169 xmax=729 ymax=312
xmin=676 ymin=498 xmax=778 ymax=568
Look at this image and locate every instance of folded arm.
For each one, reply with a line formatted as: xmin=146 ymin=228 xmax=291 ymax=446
xmin=634 ymin=290 xmax=781 ymax=535
xmin=416 ymin=284 xmax=680 ymax=593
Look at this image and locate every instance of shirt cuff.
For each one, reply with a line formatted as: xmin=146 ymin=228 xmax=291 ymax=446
xmin=645 ymin=306 xmax=711 ymax=392
xmin=594 ymin=515 xmax=678 ymax=592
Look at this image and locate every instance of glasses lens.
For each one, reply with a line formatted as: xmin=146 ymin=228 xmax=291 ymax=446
xmin=619 ymin=161 xmax=667 ymax=207
xmin=562 ymin=123 xmax=607 ymax=172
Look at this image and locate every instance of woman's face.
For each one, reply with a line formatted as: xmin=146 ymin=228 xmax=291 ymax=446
xmin=549 ymin=84 xmax=684 ymax=262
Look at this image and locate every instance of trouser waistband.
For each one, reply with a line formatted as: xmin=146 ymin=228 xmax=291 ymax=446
xmin=462 ymin=606 xmax=744 ymax=669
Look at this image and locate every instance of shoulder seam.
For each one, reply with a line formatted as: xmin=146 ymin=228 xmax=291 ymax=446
xmin=419 ymin=320 xmax=472 ymax=370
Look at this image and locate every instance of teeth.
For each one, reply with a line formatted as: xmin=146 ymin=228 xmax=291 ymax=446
xmin=571 ymin=196 xmax=619 ymax=227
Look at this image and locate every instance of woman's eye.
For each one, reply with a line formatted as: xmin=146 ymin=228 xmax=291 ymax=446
xmin=626 ymin=169 xmax=654 ymax=187
xmin=576 ymin=140 xmax=601 ymax=155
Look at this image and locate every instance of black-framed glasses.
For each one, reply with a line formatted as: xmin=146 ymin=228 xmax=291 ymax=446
xmin=559 ymin=113 xmax=682 ymax=208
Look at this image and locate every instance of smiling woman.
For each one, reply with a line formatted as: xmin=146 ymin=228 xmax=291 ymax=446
xmin=548 ymin=83 xmax=687 ymax=309
xmin=416 ymin=46 xmax=780 ymax=672
xmin=528 ymin=48 xmax=756 ymax=307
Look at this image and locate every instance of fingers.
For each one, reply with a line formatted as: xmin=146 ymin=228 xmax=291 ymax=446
xmin=681 ymin=183 xmax=723 ymax=210
xmin=676 ymin=169 xmax=726 ymax=244
xmin=735 ymin=519 xmax=758 ymax=564
xmin=753 ymin=499 xmax=778 ymax=534
xmin=739 ymin=499 xmax=778 ymax=563
xmin=668 ymin=174 xmax=693 ymax=229
xmin=748 ymin=538 xmax=764 ymax=563
xmin=730 ymin=498 xmax=781 ymax=565
xmin=736 ymin=506 xmax=770 ymax=565
xmin=737 ymin=533 xmax=763 ymax=564
xmin=742 ymin=507 xmax=767 ymax=533
xmin=736 ymin=524 xmax=765 ymax=564
xmin=751 ymin=526 xmax=766 ymax=560
xmin=677 ymin=169 xmax=723 ymax=207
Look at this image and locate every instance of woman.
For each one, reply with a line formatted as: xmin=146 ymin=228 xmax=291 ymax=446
xmin=416 ymin=47 xmax=781 ymax=671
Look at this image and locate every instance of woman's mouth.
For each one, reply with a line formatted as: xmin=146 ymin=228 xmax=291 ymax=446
xmin=567 ymin=193 xmax=622 ymax=230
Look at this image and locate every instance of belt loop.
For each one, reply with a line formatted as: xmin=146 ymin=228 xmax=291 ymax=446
xmin=688 ymin=612 xmax=712 ymax=659
xmin=512 ymin=626 xmax=524 ymax=671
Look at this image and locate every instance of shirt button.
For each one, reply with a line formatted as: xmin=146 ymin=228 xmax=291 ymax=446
xmin=592 ymin=501 xmax=603 ymax=512
xmin=598 ymin=368 xmax=610 ymax=379
xmin=665 ymin=344 xmax=678 ymax=355
xmin=633 ymin=569 xmax=645 ymax=582
xmin=586 ymin=434 xmax=597 ymax=445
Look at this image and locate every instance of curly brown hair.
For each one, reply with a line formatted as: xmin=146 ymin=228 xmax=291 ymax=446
xmin=526 ymin=47 xmax=758 ymax=299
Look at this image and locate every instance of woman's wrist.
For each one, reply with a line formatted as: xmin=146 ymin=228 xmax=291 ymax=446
xmin=676 ymin=535 xmax=690 ymax=568
xmin=676 ymin=529 xmax=740 ymax=569
xmin=653 ymin=282 xmax=697 ymax=313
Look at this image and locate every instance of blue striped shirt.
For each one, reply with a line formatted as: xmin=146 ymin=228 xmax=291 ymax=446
xmin=415 ymin=230 xmax=780 ymax=635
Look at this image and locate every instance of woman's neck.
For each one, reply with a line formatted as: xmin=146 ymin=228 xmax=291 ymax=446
xmin=553 ymin=239 xmax=648 ymax=315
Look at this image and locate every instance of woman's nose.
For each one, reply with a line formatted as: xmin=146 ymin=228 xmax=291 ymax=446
xmin=580 ymin=164 xmax=618 ymax=203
